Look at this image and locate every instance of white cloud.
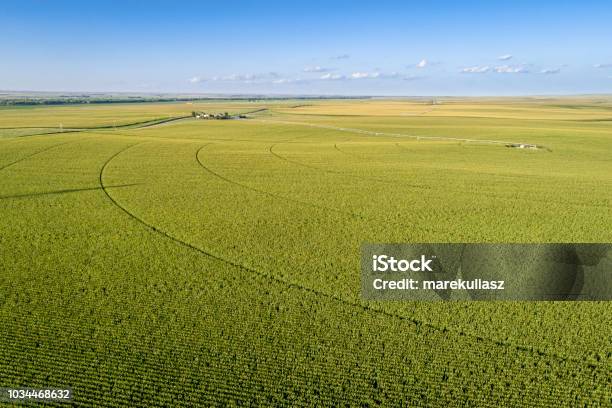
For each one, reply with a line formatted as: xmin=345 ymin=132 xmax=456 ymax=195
xmin=304 ymin=66 xmax=332 ymax=73
xmin=540 ymin=68 xmax=560 ymax=75
xmin=208 ymin=73 xmax=281 ymax=82
xmin=416 ymin=59 xmax=427 ymax=68
xmin=494 ymin=65 xmax=529 ymax=73
xmin=331 ymin=54 xmax=350 ymax=60
xmin=594 ymin=63 xmax=612 ymax=69
xmin=272 ymin=78 xmax=308 ymax=84
xmin=319 ymin=71 xmax=417 ymax=81
xmin=461 ymin=65 xmax=491 ymax=73
xmin=211 ymin=74 xmax=253 ymax=81
xmin=460 ymin=64 xmax=528 ymax=74
xmin=354 ymin=72 xmax=411 ymax=79
xmin=320 ymin=73 xmax=347 ymax=80
xmin=198 ymin=70 xmax=423 ymax=84
xmin=350 ymin=72 xmax=380 ymax=79
xmin=498 ymin=54 xmax=513 ymax=61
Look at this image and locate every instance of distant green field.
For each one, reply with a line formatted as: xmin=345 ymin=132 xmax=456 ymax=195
xmin=1 ymin=99 xmax=611 ymax=406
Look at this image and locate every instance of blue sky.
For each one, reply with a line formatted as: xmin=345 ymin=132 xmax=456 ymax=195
xmin=2 ymin=1 xmax=612 ymax=95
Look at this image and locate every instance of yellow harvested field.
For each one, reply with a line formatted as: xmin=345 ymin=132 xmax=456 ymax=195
xmin=274 ymin=98 xmax=612 ymax=120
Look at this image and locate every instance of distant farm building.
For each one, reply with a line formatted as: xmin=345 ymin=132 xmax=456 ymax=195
xmin=505 ymin=143 xmax=540 ymax=150
xmin=191 ymin=111 xmax=248 ymax=120
xmin=192 ymin=111 xmax=232 ymax=120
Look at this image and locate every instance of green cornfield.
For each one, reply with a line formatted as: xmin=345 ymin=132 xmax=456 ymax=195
xmin=1 ymin=98 xmax=611 ymax=406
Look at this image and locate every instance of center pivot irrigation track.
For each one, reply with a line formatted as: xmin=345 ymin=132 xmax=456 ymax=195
xmin=0 ymin=139 xmax=76 ymax=172
xmin=268 ymin=143 xmax=430 ymax=190
xmin=97 ymin=142 xmax=604 ymax=372
xmin=195 ymin=144 xmax=361 ymax=218
xmin=256 ymin=118 xmax=545 ymax=148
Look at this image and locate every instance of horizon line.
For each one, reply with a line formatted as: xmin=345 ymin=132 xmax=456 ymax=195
xmin=2 ymin=90 xmax=612 ymax=99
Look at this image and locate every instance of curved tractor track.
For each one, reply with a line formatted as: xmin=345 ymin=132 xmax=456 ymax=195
xmin=268 ymin=143 xmax=430 ymax=190
xmin=195 ymin=144 xmax=362 ymax=218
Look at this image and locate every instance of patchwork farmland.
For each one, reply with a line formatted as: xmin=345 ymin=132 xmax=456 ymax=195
xmin=1 ymin=98 xmax=611 ymax=406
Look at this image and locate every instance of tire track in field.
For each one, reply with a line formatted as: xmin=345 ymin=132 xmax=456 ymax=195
xmin=0 ymin=139 xmax=76 ymax=173
xmin=333 ymin=142 xmax=354 ymax=157
xmin=195 ymin=144 xmax=362 ymax=218
xmin=98 ymin=143 xmax=606 ymax=372
xmin=331 ymin=137 xmax=363 ymax=157
xmin=269 ymin=143 xmax=430 ymax=190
